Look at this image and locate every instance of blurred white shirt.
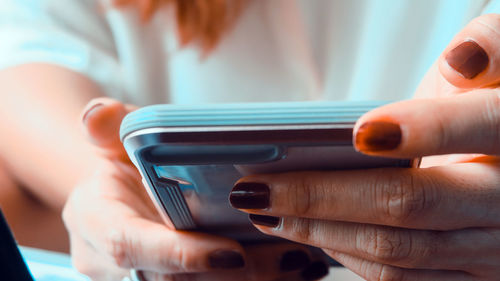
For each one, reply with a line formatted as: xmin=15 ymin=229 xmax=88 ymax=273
xmin=0 ymin=0 xmax=498 ymax=106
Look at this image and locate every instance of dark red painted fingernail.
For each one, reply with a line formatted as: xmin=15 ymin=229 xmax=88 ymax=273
xmin=355 ymin=121 xmax=402 ymax=152
xmin=208 ymin=250 xmax=245 ymax=269
xmin=230 ymin=182 xmax=270 ymax=209
xmin=280 ymin=250 xmax=311 ymax=272
xmin=249 ymin=214 xmax=280 ymax=228
xmin=82 ymin=103 xmax=103 ymax=125
xmin=301 ymin=261 xmax=329 ymax=280
xmin=446 ymin=41 xmax=489 ymax=79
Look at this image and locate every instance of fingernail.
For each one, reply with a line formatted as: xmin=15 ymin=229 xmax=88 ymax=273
xmin=280 ymin=250 xmax=311 ymax=272
xmin=446 ymin=40 xmax=489 ymax=79
xmin=229 ymin=182 xmax=270 ymax=209
xmin=82 ymin=103 xmax=104 ymax=124
xmin=249 ymin=214 xmax=280 ymax=228
xmin=355 ymin=121 xmax=402 ymax=152
xmin=208 ymin=250 xmax=245 ymax=269
xmin=300 ymin=261 xmax=329 ymax=281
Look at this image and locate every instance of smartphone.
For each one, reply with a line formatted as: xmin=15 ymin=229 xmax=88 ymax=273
xmin=120 ymin=101 xmax=419 ymax=241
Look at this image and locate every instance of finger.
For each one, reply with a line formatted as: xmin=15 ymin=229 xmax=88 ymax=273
xmin=142 ymin=270 xmax=294 ymax=281
xmin=89 ymin=214 xmax=246 ymax=274
xmin=250 ymin=217 xmax=500 ymax=273
xmin=242 ymin=243 xmax=328 ymax=281
xmin=81 ymin=97 xmax=137 ymax=161
xmin=244 ymin=243 xmax=312 ymax=278
xmin=69 ymin=234 xmax=128 ymax=281
xmin=67 ymin=180 xmax=246 ymax=274
xmin=325 ymin=250 xmax=474 ymax=281
xmin=230 ymin=163 xmax=500 ymax=230
xmin=144 ymin=244 xmax=329 ymax=281
xmin=353 ymin=91 xmax=500 ymax=157
xmin=439 ymin=14 xmax=500 ymax=88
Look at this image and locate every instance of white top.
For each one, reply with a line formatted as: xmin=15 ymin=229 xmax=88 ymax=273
xmin=0 ymin=0 xmax=499 ymax=106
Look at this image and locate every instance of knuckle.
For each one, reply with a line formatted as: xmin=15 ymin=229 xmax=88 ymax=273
xmin=287 ymin=217 xmax=314 ymax=244
xmin=288 ymin=174 xmax=313 ymax=217
xmin=287 ymin=172 xmax=324 ymax=218
xmin=103 ymin=229 xmax=135 ymax=268
xmin=156 ymin=238 xmax=200 ymax=273
xmin=484 ymin=91 xmax=500 ymax=153
xmin=378 ymin=172 xmax=437 ymax=225
xmin=167 ymin=242 xmax=192 ymax=272
xmin=433 ymin=110 xmax=450 ymax=153
xmin=360 ymin=226 xmax=440 ymax=268
xmin=363 ymin=227 xmax=412 ymax=263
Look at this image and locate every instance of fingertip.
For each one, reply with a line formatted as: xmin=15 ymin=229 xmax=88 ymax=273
xmin=81 ymin=98 xmax=128 ymax=148
xmin=229 ymin=182 xmax=270 ymax=210
xmin=353 ymin=108 xmax=404 ymax=156
xmin=279 ymin=249 xmax=311 ymax=272
xmin=170 ymin=230 xmax=247 ymax=271
xmin=300 ymin=261 xmax=329 ymax=281
xmin=439 ymin=39 xmax=490 ymax=88
xmin=353 ymin=120 xmax=402 ymax=154
xmin=81 ymin=98 xmax=121 ymax=124
xmin=207 ymin=249 xmax=246 ymax=269
xmin=82 ymin=102 xmax=104 ymax=126
xmin=446 ymin=40 xmax=489 ymax=79
xmin=438 ymin=14 xmax=500 ymax=89
xmin=353 ymin=93 xmax=496 ymax=158
xmin=200 ymin=243 xmax=247 ymax=271
xmin=248 ymin=214 xmax=281 ymax=228
xmin=352 ymin=101 xmax=418 ymax=158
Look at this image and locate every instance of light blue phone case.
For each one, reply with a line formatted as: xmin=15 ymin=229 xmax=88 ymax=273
xmin=120 ymin=101 xmax=419 ymax=241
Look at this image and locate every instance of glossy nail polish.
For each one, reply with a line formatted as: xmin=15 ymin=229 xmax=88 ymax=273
xmin=248 ymin=214 xmax=280 ymax=228
xmin=208 ymin=250 xmax=245 ymax=269
xmin=355 ymin=121 xmax=401 ymax=152
xmin=229 ymin=182 xmax=270 ymax=209
xmin=300 ymin=261 xmax=329 ymax=281
xmin=280 ymin=250 xmax=311 ymax=272
xmin=82 ymin=103 xmax=103 ymax=124
xmin=446 ymin=41 xmax=489 ymax=79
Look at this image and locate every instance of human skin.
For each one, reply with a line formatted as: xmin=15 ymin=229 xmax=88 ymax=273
xmin=0 ymin=64 xmax=101 ymax=210
xmin=63 ymin=98 xmax=328 ymax=281
xmin=0 ymin=157 xmax=69 ymax=252
xmin=0 ymin=63 xmax=327 ymax=280
xmin=229 ymin=14 xmax=500 ymax=281
xmin=5 ymin=9 xmax=500 ymax=281
xmin=0 ymin=64 xmax=102 ymax=252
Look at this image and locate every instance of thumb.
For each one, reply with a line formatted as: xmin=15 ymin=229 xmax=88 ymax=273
xmin=81 ymin=98 xmax=137 ymax=161
xmin=439 ymin=14 xmax=500 ymax=88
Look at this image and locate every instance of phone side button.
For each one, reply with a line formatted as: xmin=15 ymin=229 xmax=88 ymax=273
xmin=140 ymin=177 xmax=178 ymax=230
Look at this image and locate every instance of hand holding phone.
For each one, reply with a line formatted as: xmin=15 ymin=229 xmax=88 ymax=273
xmin=120 ymin=101 xmax=418 ymax=241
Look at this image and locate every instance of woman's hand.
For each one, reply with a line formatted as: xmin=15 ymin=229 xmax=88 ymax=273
xmin=63 ymin=98 xmax=329 ymax=281
xmin=229 ymin=14 xmax=500 ymax=281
